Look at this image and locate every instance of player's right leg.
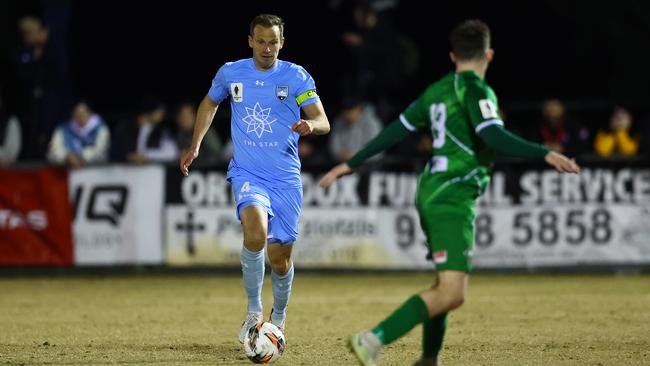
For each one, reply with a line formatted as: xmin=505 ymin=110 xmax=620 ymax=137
xmin=349 ymin=271 xmax=467 ymax=366
xmin=231 ymin=177 xmax=274 ymax=343
xmin=349 ymin=192 xmax=474 ymax=365
xmin=238 ymin=205 xmax=269 ymax=343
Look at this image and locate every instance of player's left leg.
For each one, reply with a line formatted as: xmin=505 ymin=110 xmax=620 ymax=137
xmin=411 ymin=198 xmax=475 ymax=365
xmin=266 ymin=242 xmax=293 ymax=332
xmin=417 ymin=274 xmax=445 ymax=366
xmin=265 ymin=185 xmax=302 ymax=333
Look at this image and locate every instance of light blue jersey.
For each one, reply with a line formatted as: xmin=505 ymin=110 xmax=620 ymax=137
xmin=208 ymin=58 xmax=320 ymax=188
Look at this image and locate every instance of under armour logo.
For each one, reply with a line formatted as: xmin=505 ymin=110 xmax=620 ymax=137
xmin=255 ymin=80 xmax=264 ymax=86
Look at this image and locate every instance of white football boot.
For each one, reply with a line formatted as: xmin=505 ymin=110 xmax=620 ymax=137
xmin=269 ymin=308 xmax=286 ymax=334
xmin=239 ymin=312 xmax=262 ymax=344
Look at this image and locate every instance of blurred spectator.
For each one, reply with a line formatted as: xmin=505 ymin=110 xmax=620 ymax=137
xmin=389 ymin=130 xmax=431 ymax=168
xmin=221 ymin=140 xmax=233 ymax=162
xmin=12 ymin=14 xmax=71 ymax=161
xmin=112 ymin=97 xmax=178 ymax=164
xmin=298 ymin=134 xmax=329 ymax=165
xmin=640 ymin=113 xmax=650 ymax=156
xmin=329 ymin=98 xmax=382 ymax=162
xmin=299 ymin=137 xmax=316 ymax=160
xmin=594 ymin=107 xmax=640 ymax=157
xmin=535 ymin=98 xmax=590 ymax=156
xmin=0 ymin=89 xmax=22 ymax=167
xmin=47 ymin=102 xmax=110 ymax=168
xmin=175 ymin=101 xmax=222 ymax=166
xmin=341 ymin=1 xmax=417 ymax=120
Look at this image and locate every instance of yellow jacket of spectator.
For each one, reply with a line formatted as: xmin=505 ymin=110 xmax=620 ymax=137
xmin=594 ymin=129 xmax=639 ymax=157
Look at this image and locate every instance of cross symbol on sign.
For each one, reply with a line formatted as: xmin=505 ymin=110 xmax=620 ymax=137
xmin=175 ymin=210 xmax=205 ymax=256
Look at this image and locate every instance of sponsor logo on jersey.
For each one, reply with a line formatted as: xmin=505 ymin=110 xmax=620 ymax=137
xmin=243 ymin=102 xmax=276 ymax=138
xmin=276 ymin=85 xmax=289 ymax=100
xmin=231 ymin=82 xmax=243 ymax=102
xmin=479 ymin=99 xmax=498 ymax=119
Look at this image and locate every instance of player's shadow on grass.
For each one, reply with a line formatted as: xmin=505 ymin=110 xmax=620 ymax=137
xmin=138 ymin=343 xmax=216 ymax=354
xmin=22 ymin=344 xmax=252 ymax=365
xmin=134 ymin=343 xmax=250 ymax=364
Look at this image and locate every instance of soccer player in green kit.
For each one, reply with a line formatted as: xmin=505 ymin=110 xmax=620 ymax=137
xmin=319 ymin=20 xmax=580 ymax=366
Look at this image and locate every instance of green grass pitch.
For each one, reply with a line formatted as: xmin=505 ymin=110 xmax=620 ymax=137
xmin=1 ymin=273 xmax=648 ymax=365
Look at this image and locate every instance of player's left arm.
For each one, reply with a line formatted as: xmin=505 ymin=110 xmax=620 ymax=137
xmin=292 ymin=101 xmax=330 ymax=136
xmin=467 ymin=85 xmax=579 ymax=173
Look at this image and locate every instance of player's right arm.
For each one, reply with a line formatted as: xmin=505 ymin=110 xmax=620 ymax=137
xmin=181 ymin=65 xmax=229 ymax=176
xmin=180 ymin=95 xmax=219 ymax=176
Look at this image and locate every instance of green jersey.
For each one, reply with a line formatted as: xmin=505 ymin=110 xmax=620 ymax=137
xmin=344 ymin=69 xmax=549 ymax=272
xmin=400 ymin=70 xmax=502 ymax=194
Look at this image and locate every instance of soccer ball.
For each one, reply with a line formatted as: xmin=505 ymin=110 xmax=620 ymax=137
xmin=243 ymin=322 xmax=286 ymax=364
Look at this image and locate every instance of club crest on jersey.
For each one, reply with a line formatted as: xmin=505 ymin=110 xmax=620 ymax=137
xmin=433 ymin=250 xmax=448 ymax=264
xmin=231 ymin=82 xmax=243 ymax=103
xmin=276 ymin=85 xmax=289 ymax=101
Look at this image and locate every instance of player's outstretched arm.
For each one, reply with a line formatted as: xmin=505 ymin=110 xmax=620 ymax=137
xmin=180 ymin=95 xmax=219 ymax=176
xmin=319 ymin=118 xmax=413 ymax=188
xmin=544 ymin=151 xmax=580 ymax=173
xmin=292 ymin=101 xmax=330 ymax=136
xmin=478 ymin=124 xmax=579 ymax=173
xmin=319 ymin=162 xmax=352 ymax=188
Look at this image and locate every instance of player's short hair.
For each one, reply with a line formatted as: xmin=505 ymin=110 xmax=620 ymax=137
xmin=450 ymin=19 xmax=491 ymax=61
xmin=250 ymin=14 xmax=284 ymax=37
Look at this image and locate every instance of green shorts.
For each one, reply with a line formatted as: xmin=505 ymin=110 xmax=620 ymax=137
xmin=416 ymin=176 xmax=480 ymax=273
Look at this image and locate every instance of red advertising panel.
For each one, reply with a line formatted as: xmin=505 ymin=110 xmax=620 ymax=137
xmin=0 ymin=168 xmax=73 ymax=266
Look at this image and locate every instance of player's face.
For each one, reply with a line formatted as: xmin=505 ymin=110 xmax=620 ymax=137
xmin=249 ymin=25 xmax=284 ymax=71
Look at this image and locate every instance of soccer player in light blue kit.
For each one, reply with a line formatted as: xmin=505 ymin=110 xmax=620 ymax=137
xmin=180 ymin=14 xmax=330 ymax=343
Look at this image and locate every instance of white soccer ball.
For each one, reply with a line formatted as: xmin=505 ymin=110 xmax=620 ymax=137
xmin=243 ymin=322 xmax=286 ymax=364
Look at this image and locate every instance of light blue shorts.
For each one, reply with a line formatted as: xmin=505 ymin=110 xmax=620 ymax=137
xmin=230 ymin=177 xmax=302 ymax=244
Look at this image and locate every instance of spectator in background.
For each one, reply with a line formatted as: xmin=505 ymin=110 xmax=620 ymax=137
xmin=175 ymin=101 xmax=222 ymax=166
xmin=47 ymin=102 xmax=110 ymax=168
xmin=535 ymin=98 xmax=590 ymax=156
xmin=594 ymin=107 xmax=640 ymax=157
xmin=341 ymin=1 xmax=418 ymax=120
xmin=12 ymin=15 xmax=71 ymax=160
xmin=298 ymin=134 xmax=329 ymax=165
xmin=0 ymin=89 xmax=22 ymax=167
xmin=329 ymin=98 xmax=382 ymax=162
xmin=112 ymin=97 xmax=178 ymax=164
xmin=639 ymin=113 xmax=650 ymax=156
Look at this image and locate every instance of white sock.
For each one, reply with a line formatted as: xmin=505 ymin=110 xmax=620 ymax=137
xmin=241 ymin=246 xmax=264 ymax=313
xmin=271 ymin=264 xmax=294 ymax=321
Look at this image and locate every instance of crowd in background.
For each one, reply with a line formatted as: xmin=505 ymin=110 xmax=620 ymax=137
xmin=1 ymin=1 xmax=648 ymax=171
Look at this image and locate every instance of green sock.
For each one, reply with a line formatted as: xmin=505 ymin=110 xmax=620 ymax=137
xmin=422 ymin=312 xmax=447 ymax=359
xmin=372 ymin=294 xmax=429 ymax=345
